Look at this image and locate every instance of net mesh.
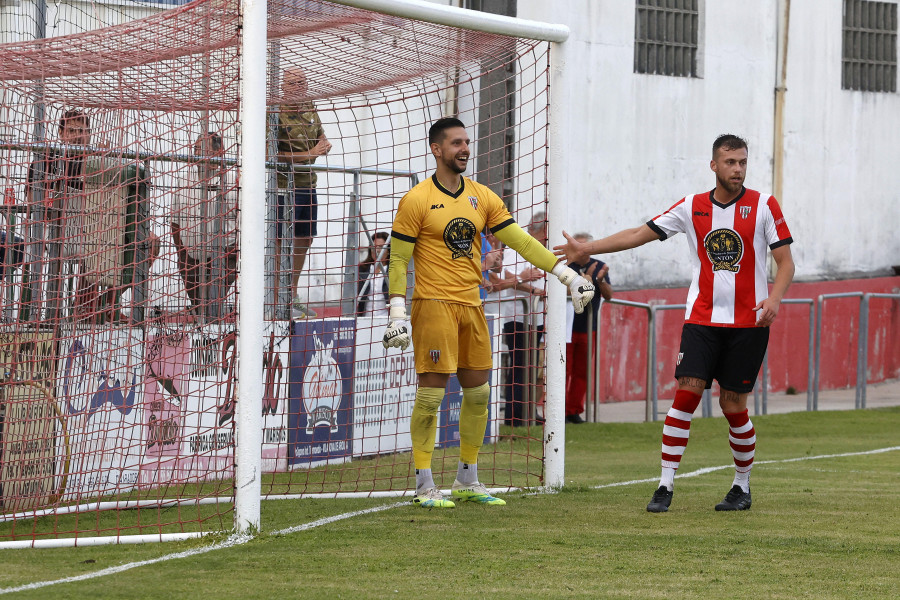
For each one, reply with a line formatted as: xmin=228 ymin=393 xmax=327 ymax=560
xmin=0 ymin=0 xmax=550 ymax=543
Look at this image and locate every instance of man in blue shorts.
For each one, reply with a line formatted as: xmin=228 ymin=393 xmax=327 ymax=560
xmin=275 ymin=68 xmax=332 ymax=319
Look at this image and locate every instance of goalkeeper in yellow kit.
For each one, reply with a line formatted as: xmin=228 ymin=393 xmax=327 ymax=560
xmin=383 ymin=118 xmax=595 ymax=508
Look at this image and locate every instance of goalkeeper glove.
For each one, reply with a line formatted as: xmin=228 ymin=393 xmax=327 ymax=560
xmin=383 ymin=297 xmax=411 ymax=350
xmin=552 ymin=263 xmax=596 ymax=314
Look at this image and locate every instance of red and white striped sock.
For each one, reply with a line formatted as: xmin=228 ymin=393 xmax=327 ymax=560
xmin=659 ymin=389 xmax=703 ymax=490
xmin=724 ymin=409 xmax=756 ymax=493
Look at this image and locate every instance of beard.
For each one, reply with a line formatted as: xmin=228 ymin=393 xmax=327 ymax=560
xmin=717 ymin=173 xmax=743 ymax=195
xmin=443 ymin=155 xmax=467 ymax=174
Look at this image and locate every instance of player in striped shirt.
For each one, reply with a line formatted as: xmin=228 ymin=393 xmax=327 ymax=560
xmin=554 ymin=134 xmax=795 ymax=512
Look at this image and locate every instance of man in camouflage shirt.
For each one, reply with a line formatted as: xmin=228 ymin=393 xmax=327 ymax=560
xmin=275 ymin=68 xmax=332 ymax=319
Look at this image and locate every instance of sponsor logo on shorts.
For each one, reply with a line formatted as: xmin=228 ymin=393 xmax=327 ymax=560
xmin=430 ymin=349 xmax=440 ymax=364
xmin=703 ymin=228 xmax=743 ymax=273
xmin=676 ymin=352 xmax=683 ymax=366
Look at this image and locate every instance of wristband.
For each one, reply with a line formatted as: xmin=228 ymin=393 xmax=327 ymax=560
xmin=389 ymin=297 xmax=407 ymax=321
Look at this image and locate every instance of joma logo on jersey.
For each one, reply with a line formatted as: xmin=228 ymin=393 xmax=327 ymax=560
xmin=430 ymin=204 xmax=445 ymax=210
xmin=704 ymin=228 xmax=743 ymax=272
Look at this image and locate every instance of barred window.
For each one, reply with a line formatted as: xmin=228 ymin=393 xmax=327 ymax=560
xmin=842 ymin=0 xmax=898 ymax=92
xmin=634 ymin=0 xmax=702 ymax=78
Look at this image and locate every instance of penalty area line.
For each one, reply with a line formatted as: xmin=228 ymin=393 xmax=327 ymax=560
xmin=0 ymin=503 xmax=405 ymax=595
xmin=592 ymin=445 xmax=900 ymax=490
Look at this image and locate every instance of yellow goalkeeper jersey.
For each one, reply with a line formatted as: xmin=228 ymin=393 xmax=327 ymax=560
xmin=391 ymin=174 xmax=514 ymax=306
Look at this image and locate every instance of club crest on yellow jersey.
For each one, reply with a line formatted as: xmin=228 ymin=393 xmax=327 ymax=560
xmin=443 ymin=217 xmax=476 ymax=259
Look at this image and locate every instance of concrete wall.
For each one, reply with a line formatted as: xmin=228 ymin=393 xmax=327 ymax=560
xmin=517 ymin=0 xmax=900 ymax=288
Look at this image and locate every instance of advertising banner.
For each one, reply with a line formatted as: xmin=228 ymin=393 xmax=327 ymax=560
xmin=0 ymin=330 xmax=60 ymax=512
xmin=56 ymin=326 xmax=144 ymax=502
xmin=352 ymin=317 xmax=417 ymax=457
xmin=140 ymin=320 xmax=291 ymax=486
xmin=288 ymin=319 xmax=355 ymax=468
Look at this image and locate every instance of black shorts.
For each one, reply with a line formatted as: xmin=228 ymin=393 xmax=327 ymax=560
xmin=277 ymin=188 xmax=318 ymax=239
xmin=674 ymin=323 xmax=769 ymax=394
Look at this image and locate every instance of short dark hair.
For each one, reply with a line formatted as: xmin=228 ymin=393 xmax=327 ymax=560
xmin=59 ymin=109 xmax=88 ymax=131
xmin=712 ymin=134 xmax=748 ymax=158
xmin=428 ymin=117 xmax=465 ymax=145
xmin=373 ymin=231 xmax=389 ymax=242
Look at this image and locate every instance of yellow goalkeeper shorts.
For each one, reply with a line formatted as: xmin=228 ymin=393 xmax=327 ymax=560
xmin=411 ymin=299 xmax=492 ymax=374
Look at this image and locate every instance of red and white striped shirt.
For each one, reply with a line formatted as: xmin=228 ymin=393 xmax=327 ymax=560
xmin=647 ymin=187 xmax=793 ymax=327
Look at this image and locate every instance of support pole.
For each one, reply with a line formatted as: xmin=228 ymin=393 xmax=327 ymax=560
xmin=235 ymin=0 xmax=267 ymax=534
xmin=544 ymin=34 xmax=570 ymax=489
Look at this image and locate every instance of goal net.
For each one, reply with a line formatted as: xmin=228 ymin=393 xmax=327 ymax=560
xmin=0 ymin=0 xmax=554 ymax=545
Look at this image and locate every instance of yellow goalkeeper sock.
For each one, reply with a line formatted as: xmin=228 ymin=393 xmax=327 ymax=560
xmin=459 ymin=382 xmax=490 ymax=465
xmin=411 ymin=387 xmax=445 ymax=470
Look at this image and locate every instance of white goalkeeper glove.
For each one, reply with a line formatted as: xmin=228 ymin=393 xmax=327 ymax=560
xmin=382 ymin=297 xmax=411 ymax=350
xmin=552 ymin=263 xmax=596 ymax=314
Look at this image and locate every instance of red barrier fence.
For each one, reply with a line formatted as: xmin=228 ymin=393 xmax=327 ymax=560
xmin=595 ymin=276 xmax=900 ymax=403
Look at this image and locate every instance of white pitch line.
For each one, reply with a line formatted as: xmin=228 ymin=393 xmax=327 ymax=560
xmin=0 ymin=533 xmax=252 ymax=595
xmin=592 ymin=445 xmax=900 ymax=490
xmin=4 ymin=446 xmax=898 ymax=594
xmin=0 ymin=503 xmax=403 ymax=595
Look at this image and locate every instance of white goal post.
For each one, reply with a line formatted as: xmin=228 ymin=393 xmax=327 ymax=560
xmin=236 ymin=0 xmax=571 ymax=533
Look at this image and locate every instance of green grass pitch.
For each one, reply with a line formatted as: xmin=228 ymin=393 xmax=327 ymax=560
xmin=0 ymin=407 xmax=897 ymax=599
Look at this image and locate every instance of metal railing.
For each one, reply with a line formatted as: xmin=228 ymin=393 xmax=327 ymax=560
xmin=814 ymin=291 xmax=900 ymax=410
xmin=813 ymin=292 xmax=864 ymax=410
xmin=592 ymin=298 xmax=658 ymax=421
xmin=589 ymin=296 xmax=819 ymax=422
xmin=858 ymin=293 xmax=900 ymax=408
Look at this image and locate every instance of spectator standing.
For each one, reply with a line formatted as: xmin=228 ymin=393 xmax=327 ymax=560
xmin=564 ymin=232 xmax=613 ymax=424
xmin=274 ymin=68 xmax=332 ymax=319
xmin=357 ymin=231 xmax=389 ymax=317
xmin=498 ymin=212 xmax=547 ymax=427
xmin=27 ymin=109 xmax=158 ymax=322
xmin=171 ymin=132 xmax=238 ymax=314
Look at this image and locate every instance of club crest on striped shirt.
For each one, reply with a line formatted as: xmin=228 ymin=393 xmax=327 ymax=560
xmin=740 ymin=205 xmax=751 ymax=219
xmin=703 ymin=228 xmax=743 ymax=273
xmin=468 ymin=196 xmax=478 ymax=210
xmin=430 ymin=349 xmax=440 ymax=364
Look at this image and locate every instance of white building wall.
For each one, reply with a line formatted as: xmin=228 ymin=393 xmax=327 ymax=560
xmin=784 ymin=0 xmax=900 ymax=280
xmin=519 ymin=0 xmax=900 ymax=288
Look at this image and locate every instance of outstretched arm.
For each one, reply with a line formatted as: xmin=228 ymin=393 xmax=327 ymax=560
xmin=754 ymin=244 xmax=795 ymax=327
xmin=553 ymin=225 xmax=659 ymax=265
xmin=492 ymin=222 xmax=596 ymax=313
xmin=491 ymin=221 xmax=559 ymax=272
